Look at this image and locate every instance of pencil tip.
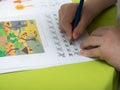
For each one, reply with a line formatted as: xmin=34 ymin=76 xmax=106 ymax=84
xmin=69 ymin=41 xmax=72 ymax=45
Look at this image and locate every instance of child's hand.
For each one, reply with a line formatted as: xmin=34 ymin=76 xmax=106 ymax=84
xmin=59 ymin=3 xmax=99 ymax=40
xmin=59 ymin=1 xmax=116 ymax=41
xmin=59 ymin=3 xmax=95 ymax=41
xmin=59 ymin=3 xmax=94 ymax=40
xmin=80 ymin=26 xmax=120 ymax=70
xmin=59 ymin=3 xmax=78 ymax=41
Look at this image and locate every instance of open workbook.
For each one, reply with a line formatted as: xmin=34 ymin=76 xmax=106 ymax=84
xmin=0 ymin=0 xmax=92 ymax=73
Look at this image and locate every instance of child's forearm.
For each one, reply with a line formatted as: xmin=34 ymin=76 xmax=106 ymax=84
xmin=85 ymin=0 xmax=117 ymax=19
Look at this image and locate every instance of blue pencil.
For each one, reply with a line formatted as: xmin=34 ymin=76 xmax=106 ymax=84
xmin=70 ymin=0 xmax=84 ymax=45
xmin=72 ymin=0 xmax=84 ymax=30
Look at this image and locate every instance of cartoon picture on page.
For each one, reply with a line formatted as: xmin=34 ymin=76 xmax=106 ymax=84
xmin=0 ymin=20 xmax=44 ymax=57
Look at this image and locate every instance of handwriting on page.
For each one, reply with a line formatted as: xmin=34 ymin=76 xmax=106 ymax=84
xmin=37 ymin=0 xmax=60 ymax=7
xmin=45 ymin=13 xmax=80 ymax=58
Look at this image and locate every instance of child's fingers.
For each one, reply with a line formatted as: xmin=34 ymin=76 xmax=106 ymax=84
xmin=59 ymin=7 xmax=73 ymax=40
xmin=63 ymin=23 xmax=73 ymax=40
xmin=59 ymin=9 xmax=64 ymax=32
xmin=73 ymin=26 xmax=85 ymax=40
xmin=80 ymin=36 xmax=103 ymax=49
xmin=80 ymin=48 xmax=102 ymax=59
xmin=91 ymin=26 xmax=113 ymax=36
xmin=73 ymin=15 xmax=87 ymax=39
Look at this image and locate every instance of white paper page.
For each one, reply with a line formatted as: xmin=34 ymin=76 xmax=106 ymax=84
xmin=0 ymin=0 xmax=72 ymax=18
xmin=0 ymin=0 xmax=35 ymax=18
xmin=0 ymin=12 xmax=93 ymax=74
xmin=0 ymin=0 xmax=93 ymax=74
xmin=0 ymin=15 xmax=60 ymax=73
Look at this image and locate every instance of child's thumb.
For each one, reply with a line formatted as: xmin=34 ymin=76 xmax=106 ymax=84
xmin=73 ymin=21 xmax=86 ymax=39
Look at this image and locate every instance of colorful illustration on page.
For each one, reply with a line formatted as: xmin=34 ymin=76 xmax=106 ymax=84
xmin=13 ymin=0 xmax=33 ymax=10
xmin=0 ymin=20 xmax=44 ymax=57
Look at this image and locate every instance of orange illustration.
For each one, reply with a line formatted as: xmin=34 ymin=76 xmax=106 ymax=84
xmin=15 ymin=4 xmax=33 ymax=10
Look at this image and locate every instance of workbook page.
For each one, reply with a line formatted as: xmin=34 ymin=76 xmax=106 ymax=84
xmin=0 ymin=12 xmax=92 ymax=73
xmin=0 ymin=0 xmax=93 ymax=73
